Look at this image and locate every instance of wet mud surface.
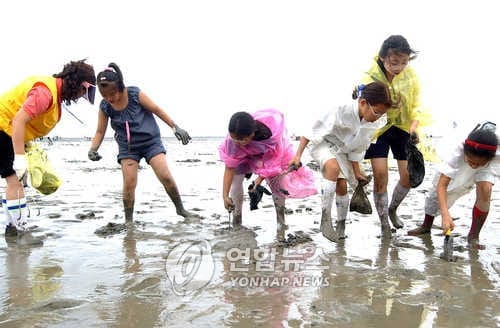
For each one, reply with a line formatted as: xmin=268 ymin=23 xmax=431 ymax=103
xmin=0 ymin=138 xmax=499 ymax=327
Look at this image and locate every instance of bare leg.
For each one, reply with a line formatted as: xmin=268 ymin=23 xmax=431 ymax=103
xmin=371 ymin=158 xmax=391 ymax=235
xmin=273 ymin=194 xmax=287 ymax=230
xmin=121 ymin=159 xmax=138 ymax=222
xmin=228 ymin=174 xmax=244 ymax=226
xmin=149 ymin=153 xmax=198 ymax=218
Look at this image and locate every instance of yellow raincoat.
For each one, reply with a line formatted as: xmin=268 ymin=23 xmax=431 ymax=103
xmin=361 ymin=56 xmax=436 ymax=161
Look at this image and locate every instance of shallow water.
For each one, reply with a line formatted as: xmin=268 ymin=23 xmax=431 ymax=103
xmin=0 ymin=137 xmax=499 ymax=328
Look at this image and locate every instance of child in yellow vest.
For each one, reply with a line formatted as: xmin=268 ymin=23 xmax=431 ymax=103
xmin=0 ymin=59 xmax=95 ymax=245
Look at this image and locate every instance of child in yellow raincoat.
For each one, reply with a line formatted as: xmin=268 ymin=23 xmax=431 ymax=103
xmin=360 ymin=35 xmax=432 ymax=235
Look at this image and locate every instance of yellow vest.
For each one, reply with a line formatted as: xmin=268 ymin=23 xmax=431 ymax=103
xmin=0 ymin=76 xmax=60 ymax=141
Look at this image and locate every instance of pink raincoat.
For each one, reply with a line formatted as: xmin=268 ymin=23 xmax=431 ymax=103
xmin=219 ymin=108 xmax=317 ymax=198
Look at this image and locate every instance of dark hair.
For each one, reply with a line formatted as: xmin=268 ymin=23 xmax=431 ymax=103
xmin=464 ymin=123 xmax=498 ymax=161
xmin=53 ymin=59 xmax=95 ymax=105
xmin=96 ymin=62 xmax=126 ymax=92
xmin=228 ymin=111 xmax=271 ymax=140
xmin=229 ymin=112 xmax=256 ymax=137
xmin=378 ymin=35 xmax=418 ymax=59
xmin=352 ymin=81 xmax=392 ymax=108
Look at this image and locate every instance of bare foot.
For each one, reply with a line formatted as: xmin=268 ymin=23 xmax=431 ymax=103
xmin=177 ymin=209 xmax=202 ymax=219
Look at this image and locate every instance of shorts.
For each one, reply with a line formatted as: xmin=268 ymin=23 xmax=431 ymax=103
xmin=0 ymin=131 xmax=15 ymax=178
xmin=309 ymin=141 xmax=346 ymax=179
xmin=424 ymin=169 xmax=496 ymax=216
xmin=117 ymin=140 xmax=166 ymax=164
xmin=364 ymin=126 xmax=410 ymax=160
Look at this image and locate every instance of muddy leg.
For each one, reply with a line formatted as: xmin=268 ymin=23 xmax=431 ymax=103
xmin=320 ymin=180 xmax=338 ymax=242
xmin=335 ymin=194 xmax=349 ymax=239
xmin=388 ymin=183 xmax=408 ymax=229
xmin=166 ymin=187 xmax=198 ymax=218
xmin=124 ymin=202 xmax=134 ymax=222
xmin=273 ymin=194 xmax=287 ymax=230
xmin=121 ymin=159 xmax=138 ymax=222
xmin=229 ymin=174 xmax=244 ymax=227
xmin=374 ymin=192 xmax=391 ymax=236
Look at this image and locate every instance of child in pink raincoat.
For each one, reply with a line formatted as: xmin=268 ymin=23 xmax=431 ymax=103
xmin=219 ymin=109 xmax=317 ymax=229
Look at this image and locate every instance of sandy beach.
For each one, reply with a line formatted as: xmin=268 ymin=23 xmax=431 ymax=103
xmin=0 ymin=137 xmax=499 ymax=328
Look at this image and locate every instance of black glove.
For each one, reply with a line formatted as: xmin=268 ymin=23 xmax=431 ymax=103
xmin=88 ymin=149 xmax=102 ymax=161
xmin=173 ymin=124 xmax=192 ymax=145
xmin=248 ymin=182 xmax=272 ymax=211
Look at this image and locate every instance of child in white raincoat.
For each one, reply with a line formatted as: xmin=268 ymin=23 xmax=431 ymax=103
xmin=290 ymin=81 xmax=392 ymax=242
xmin=408 ymin=121 xmax=499 ymax=248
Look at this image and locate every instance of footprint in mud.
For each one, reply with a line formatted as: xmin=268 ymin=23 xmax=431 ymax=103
xmin=94 ymin=220 xmax=148 ymax=236
xmin=273 ymin=231 xmax=313 ymax=248
xmin=212 ymin=227 xmax=259 ymax=251
xmin=94 ymin=222 xmax=129 ymax=236
xmin=76 ymin=210 xmax=103 ymax=220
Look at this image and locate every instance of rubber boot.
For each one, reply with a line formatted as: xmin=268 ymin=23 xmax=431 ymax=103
xmin=374 ymin=192 xmax=391 ymax=235
xmin=320 ymin=180 xmax=338 ymax=242
xmin=467 ymin=206 xmax=488 ymax=246
xmin=408 ymin=214 xmax=434 ymax=236
xmin=335 ymin=194 xmax=349 ymax=239
xmin=388 ymin=183 xmax=408 ymax=229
